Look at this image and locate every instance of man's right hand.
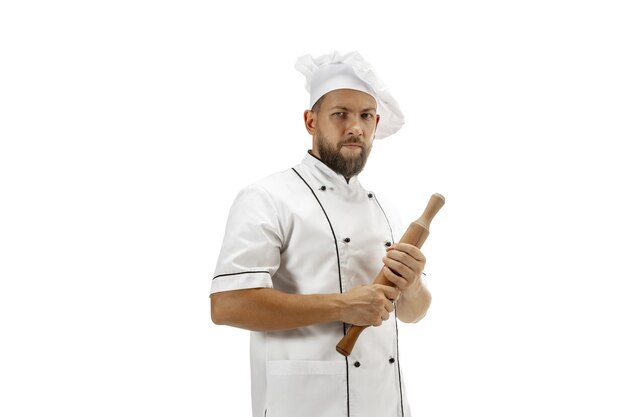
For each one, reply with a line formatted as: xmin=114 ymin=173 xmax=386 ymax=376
xmin=338 ymin=284 xmax=401 ymax=327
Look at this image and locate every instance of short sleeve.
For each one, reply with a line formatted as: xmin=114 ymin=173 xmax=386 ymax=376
xmin=211 ymin=185 xmax=282 ymax=294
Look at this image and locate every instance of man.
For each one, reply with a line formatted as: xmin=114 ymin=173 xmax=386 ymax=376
xmin=211 ymin=51 xmax=431 ymax=417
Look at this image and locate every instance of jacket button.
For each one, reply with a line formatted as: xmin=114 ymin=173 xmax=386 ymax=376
xmin=320 ymin=185 xmax=327 ymax=191
xmin=367 ymin=193 xmax=373 ymax=198
xmin=385 ymin=242 xmax=392 ymax=247
xmin=344 ymin=237 xmax=351 ymax=243
xmin=389 ymin=358 xmax=395 ymax=364
xmin=354 ymin=361 xmax=361 ymax=368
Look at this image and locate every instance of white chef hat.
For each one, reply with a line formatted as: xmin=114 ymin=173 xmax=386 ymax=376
xmin=294 ymin=51 xmax=405 ymax=139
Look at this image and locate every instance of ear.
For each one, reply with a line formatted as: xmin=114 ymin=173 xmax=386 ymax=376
xmin=304 ymin=110 xmax=317 ymax=135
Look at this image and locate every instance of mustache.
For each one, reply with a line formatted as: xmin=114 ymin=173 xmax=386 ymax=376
xmin=338 ymin=137 xmax=366 ymax=147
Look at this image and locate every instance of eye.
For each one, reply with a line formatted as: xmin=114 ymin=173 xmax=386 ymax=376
xmin=361 ymin=113 xmax=374 ymax=120
xmin=332 ymin=112 xmax=346 ymax=117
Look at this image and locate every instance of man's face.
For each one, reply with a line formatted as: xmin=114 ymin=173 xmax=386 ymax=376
xmin=306 ymin=89 xmax=380 ymax=179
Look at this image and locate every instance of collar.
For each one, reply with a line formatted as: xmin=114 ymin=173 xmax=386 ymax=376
xmin=302 ymin=151 xmax=362 ymax=190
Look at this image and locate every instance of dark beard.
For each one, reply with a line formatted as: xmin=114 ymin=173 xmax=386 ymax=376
xmin=317 ymin=133 xmax=372 ymax=180
xmin=316 ymin=132 xmax=372 ymax=180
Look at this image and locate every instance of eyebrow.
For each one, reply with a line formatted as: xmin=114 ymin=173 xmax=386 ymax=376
xmin=330 ymin=106 xmax=377 ymax=113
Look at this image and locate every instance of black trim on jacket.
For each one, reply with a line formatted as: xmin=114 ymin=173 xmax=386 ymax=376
xmin=212 ymin=270 xmax=270 ymax=280
xmin=292 ymin=167 xmax=351 ymax=417
xmin=373 ymin=196 xmax=405 ymax=417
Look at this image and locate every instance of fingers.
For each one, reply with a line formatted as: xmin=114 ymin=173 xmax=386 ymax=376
xmin=386 ymin=243 xmax=425 ymax=262
xmin=382 ymin=244 xmax=426 ymax=289
xmin=381 ymin=309 xmax=390 ymax=321
xmin=343 ymin=284 xmax=400 ymax=327
xmin=374 ymin=311 xmax=389 ymax=327
xmin=379 ymin=285 xmax=401 ymax=302
xmin=382 ymin=265 xmax=413 ymax=291
xmin=371 ymin=286 xmax=396 ymax=326
xmin=384 ymin=245 xmax=423 ymax=270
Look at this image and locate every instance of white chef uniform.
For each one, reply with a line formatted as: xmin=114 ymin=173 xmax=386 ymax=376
xmin=212 ymin=152 xmax=413 ymax=417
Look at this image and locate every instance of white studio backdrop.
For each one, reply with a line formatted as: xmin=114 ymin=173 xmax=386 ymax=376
xmin=1 ymin=0 xmax=625 ymax=416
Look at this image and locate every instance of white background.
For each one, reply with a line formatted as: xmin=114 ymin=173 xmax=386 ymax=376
xmin=1 ymin=0 xmax=625 ymax=415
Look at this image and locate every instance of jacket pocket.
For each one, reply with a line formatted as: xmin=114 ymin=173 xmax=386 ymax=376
xmin=266 ymin=360 xmax=346 ymax=417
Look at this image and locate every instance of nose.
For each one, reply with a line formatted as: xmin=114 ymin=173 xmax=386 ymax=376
xmin=346 ymin=116 xmax=364 ymax=137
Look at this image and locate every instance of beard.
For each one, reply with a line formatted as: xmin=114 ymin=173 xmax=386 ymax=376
xmin=316 ymin=131 xmax=373 ymax=179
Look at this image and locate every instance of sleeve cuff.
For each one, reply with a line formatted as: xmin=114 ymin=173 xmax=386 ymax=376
xmin=211 ymin=270 xmax=273 ymax=294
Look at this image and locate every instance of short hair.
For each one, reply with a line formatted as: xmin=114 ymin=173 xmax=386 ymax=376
xmin=311 ymin=94 xmax=326 ymax=113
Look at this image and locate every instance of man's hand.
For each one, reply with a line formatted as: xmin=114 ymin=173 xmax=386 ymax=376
xmin=380 ymin=243 xmax=432 ymax=323
xmin=381 ymin=243 xmax=426 ymax=292
xmin=338 ymin=284 xmax=401 ymax=327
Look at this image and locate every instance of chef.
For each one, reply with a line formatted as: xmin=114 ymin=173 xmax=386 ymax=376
xmin=210 ymin=51 xmax=432 ymax=417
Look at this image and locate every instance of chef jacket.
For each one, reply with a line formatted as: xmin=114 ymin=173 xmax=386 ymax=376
xmin=212 ymin=152 xmax=412 ymax=417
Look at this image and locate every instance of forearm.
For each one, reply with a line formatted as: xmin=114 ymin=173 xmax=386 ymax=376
xmin=210 ymin=288 xmax=343 ymax=331
xmin=396 ymin=279 xmax=431 ymax=323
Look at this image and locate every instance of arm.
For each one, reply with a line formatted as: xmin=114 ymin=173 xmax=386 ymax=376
xmin=211 ymin=285 xmax=400 ymax=332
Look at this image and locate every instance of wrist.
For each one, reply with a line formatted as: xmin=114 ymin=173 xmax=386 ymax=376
xmin=327 ymin=293 xmax=347 ymax=322
xmin=402 ymin=276 xmax=424 ymax=297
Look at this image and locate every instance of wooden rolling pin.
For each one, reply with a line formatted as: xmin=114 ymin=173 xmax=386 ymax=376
xmin=336 ymin=193 xmax=445 ymax=357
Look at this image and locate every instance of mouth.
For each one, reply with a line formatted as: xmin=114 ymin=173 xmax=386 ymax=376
xmin=341 ymin=143 xmax=363 ymax=151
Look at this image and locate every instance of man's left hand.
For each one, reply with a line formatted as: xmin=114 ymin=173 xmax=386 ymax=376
xmin=381 ymin=243 xmax=426 ymax=292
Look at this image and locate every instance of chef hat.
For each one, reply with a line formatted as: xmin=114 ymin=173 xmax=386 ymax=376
xmin=294 ymin=51 xmax=405 ymax=139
